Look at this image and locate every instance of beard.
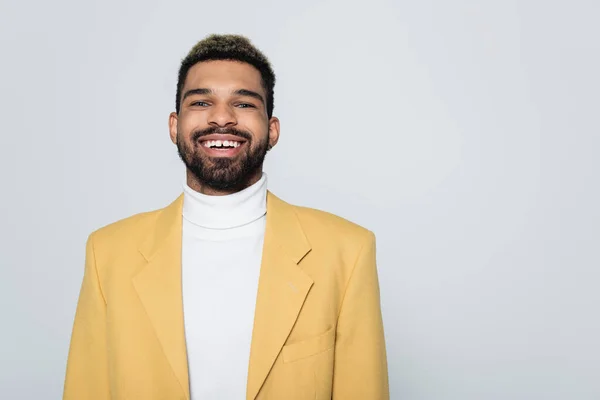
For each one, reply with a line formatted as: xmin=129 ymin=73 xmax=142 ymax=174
xmin=176 ymin=126 xmax=269 ymax=192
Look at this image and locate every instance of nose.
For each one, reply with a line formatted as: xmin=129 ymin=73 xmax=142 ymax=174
xmin=207 ymin=103 xmax=237 ymax=127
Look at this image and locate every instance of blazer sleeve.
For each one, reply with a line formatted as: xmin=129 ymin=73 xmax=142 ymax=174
xmin=332 ymin=231 xmax=390 ymax=399
xmin=63 ymin=233 xmax=110 ymax=400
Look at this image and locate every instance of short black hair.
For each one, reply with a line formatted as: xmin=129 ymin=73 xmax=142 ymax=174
xmin=176 ymin=34 xmax=276 ymax=118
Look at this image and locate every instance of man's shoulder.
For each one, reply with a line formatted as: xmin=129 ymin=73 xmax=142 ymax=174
xmin=290 ymin=202 xmax=374 ymax=244
xmin=88 ymin=205 xmax=166 ymax=249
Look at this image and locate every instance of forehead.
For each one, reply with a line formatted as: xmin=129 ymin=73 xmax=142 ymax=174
xmin=184 ymin=60 xmax=264 ymax=95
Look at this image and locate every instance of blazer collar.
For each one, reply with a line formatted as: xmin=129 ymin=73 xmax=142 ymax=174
xmin=135 ymin=191 xmax=313 ymax=400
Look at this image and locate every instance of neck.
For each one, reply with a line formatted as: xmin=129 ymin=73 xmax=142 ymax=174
xmin=186 ymin=168 xmax=263 ymax=196
xmin=183 ymin=172 xmax=268 ymax=230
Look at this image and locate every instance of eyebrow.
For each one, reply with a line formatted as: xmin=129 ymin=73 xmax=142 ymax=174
xmin=182 ymin=88 xmax=265 ymax=105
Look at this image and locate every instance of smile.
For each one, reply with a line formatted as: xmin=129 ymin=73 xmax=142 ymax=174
xmin=201 ymin=140 xmax=242 ymax=149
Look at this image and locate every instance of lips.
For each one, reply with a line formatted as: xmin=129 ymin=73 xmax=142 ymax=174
xmin=196 ymin=133 xmax=249 ymax=144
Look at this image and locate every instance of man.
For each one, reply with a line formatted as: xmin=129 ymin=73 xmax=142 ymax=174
xmin=64 ymin=34 xmax=389 ymax=400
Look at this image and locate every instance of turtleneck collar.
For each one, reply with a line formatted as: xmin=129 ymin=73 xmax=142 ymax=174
xmin=182 ymin=173 xmax=267 ymax=230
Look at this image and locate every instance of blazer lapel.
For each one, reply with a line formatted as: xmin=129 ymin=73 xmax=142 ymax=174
xmin=133 ymin=194 xmax=190 ymax=399
xmin=130 ymin=190 xmax=312 ymax=400
xmin=246 ymin=192 xmax=313 ymax=400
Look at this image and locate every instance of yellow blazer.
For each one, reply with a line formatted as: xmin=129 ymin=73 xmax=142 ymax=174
xmin=64 ymin=192 xmax=389 ymax=399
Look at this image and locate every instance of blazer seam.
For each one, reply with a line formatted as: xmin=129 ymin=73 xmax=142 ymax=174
xmin=336 ymin=229 xmax=374 ymax=322
xmin=89 ymin=232 xmax=107 ymax=305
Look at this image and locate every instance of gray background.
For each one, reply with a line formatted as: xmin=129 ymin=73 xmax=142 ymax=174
xmin=1 ymin=0 xmax=599 ymax=399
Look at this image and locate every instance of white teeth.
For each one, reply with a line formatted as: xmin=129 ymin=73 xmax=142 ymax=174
xmin=202 ymin=140 xmax=242 ymax=148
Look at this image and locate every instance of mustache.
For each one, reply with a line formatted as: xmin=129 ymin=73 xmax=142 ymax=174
xmin=191 ymin=127 xmax=252 ymax=142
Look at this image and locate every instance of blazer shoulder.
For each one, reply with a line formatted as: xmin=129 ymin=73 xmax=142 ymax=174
xmin=292 ymin=203 xmax=374 ymax=244
xmin=88 ymin=204 xmax=166 ymax=251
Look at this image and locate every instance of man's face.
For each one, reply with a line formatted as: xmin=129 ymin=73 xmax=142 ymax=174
xmin=169 ymin=60 xmax=279 ymax=193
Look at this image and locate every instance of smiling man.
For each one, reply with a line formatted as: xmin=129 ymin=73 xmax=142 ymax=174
xmin=63 ymin=34 xmax=389 ymax=400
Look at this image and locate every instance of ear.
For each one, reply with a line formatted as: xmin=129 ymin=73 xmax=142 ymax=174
xmin=168 ymin=112 xmax=178 ymax=144
xmin=267 ymin=116 xmax=280 ymax=150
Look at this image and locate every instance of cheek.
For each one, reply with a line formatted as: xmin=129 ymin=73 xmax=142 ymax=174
xmin=243 ymin=119 xmax=269 ymax=139
xmin=179 ymin=114 xmax=206 ymax=134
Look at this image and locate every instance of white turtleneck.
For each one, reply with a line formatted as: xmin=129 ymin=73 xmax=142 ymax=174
xmin=181 ymin=174 xmax=268 ymax=399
